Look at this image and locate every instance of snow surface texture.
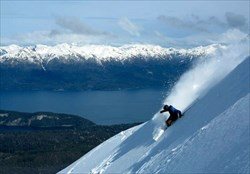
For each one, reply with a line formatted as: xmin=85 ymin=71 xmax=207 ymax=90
xmin=140 ymin=94 xmax=250 ymax=174
xmin=59 ymin=54 xmax=250 ymax=173
xmin=0 ymin=44 xmax=223 ymax=64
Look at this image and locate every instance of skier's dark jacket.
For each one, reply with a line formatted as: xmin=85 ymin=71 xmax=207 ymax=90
xmin=161 ymin=105 xmax=182 ymax=122
xmin=168 ymin=105 xmax=179 ymax=116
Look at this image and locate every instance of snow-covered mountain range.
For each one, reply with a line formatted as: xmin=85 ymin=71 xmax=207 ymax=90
xmin=59 ymin=56 xmax=250 ymax=173
xmin=0 ymin=43 xmax=226 ymax=91
xmin=0 ymin=43 xmax=223 ymax=65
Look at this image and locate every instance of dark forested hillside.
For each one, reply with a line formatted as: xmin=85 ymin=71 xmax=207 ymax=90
xmin=0 ymin=110 xmax=140 ymax=174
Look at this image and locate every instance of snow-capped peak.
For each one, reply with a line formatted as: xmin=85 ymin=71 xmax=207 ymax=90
xmin=0 ymin=43 xmax=225 ymax=64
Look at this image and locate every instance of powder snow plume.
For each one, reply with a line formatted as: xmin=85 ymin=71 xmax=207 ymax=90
xmin=153 ymin=32 xmax=249 ymax=122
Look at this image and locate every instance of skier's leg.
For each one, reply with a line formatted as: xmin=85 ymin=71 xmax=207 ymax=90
xmin=172 ymin=114 xmax=178 ymax=121
xmin=168 ymin=120 xmax=172 ymax=126
xmin=165 ymin=119 xmax=172 ymax=127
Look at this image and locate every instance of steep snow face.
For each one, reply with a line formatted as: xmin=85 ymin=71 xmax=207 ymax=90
xmin=61 ymin=124 xmax=144 ymax=174
xmin=59 ymin=57 xmax=249 ymax=174
xmin=139 ymin=94 xmax=250 ymax=174
xmin=0 ymin=44 xmax=224 ymax=64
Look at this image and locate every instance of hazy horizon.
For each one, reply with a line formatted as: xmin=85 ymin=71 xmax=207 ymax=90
xmin=1 ymin=1 xmax=249 ymax=47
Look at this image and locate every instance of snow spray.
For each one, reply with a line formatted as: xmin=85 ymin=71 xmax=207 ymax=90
xmin=153 ymin=31 xmax=249 ymax=122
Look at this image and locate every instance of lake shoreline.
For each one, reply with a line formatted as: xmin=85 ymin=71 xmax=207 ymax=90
xmin=0 ymin=89 xmax=167 ymax=125
xmin=0 ymin=109 xmax=141 ymax=174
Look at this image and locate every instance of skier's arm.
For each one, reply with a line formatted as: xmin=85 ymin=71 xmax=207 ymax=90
xmin=160 ymin=110 xmax=167 ymax=113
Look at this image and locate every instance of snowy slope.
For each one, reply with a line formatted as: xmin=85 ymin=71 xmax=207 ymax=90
xmin=59 ymin=56 xmax=249 ymax=173
xmin=0 ymin=44 xmax=223 ymax=65
xmin=139 ymin=94 xmax=249 ymax=173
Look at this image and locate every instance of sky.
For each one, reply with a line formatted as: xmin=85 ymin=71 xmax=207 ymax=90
xmin=0 ymin=0 xmax=249 ymax=47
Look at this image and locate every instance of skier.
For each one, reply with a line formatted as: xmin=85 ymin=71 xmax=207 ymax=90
xmin=160 ymin=105 xmax=183 ymax=127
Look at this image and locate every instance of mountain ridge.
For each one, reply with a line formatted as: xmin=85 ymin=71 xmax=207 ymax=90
xmin=0 ymin=43 xmax=224 ymax=66
xmin=0 ymin=44 xmax=226 ymax=91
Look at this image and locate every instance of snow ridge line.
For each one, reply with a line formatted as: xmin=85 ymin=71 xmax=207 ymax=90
xmin=0 ymin=44 xmax=224 ymax=64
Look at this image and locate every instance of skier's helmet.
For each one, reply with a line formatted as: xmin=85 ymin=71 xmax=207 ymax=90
xmin=163 ymin=105 xmax=169 ymax=110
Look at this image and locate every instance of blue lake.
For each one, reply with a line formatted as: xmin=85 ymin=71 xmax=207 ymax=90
xmin=0 ymin=89 xmax=168 ymax=125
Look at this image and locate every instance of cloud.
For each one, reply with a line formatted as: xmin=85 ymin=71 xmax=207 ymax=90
xmin=54 ymin=16 xmax=107 ymax=36
xmin=157 ymin=15 xmax=210 ymax=33
xmin=2 ymin=13 xmax=248 ymax=47
xmin=155 ymin=12 xmax=248 ymax=47
xmin=154 ymin=29 xmax=248 ymax=48
xmin=118 ymin=17 xmax=140 ymax=36
xmin=1 ymin=16 xmax=118 ymax=45
xmin=192 ymin=15 xmax=226 ymax=29
xmin=49 ymin=29 xmax=61 ymax=37
xmin=1 ymin=30 xmax=113 ymax=45
xmin=225 ymin=12 xmax=247 ymax=31
xmin=157 ymin=12 xmax=248 ymax=33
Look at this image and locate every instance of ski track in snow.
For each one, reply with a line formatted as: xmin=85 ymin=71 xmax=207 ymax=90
xmin=60 ymin=124 xmax=143 ymax=174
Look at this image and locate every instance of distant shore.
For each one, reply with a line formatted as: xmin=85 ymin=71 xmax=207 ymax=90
xmin=0 ymin=110 xmax=141 ymax=174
